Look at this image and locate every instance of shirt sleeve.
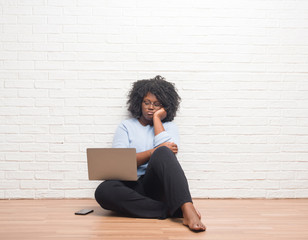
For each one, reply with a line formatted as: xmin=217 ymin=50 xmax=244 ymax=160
xmin=154 ymin=122 xmax=180 ymax=148
xmin=112 ymin=122 xmax=130 ymax=148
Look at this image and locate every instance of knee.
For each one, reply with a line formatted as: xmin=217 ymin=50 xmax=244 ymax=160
xmin=150 ymin=146 xmax=176 ymax=165
xmin=95 ymin=180 xmax=117 ymax=209
xmin=153 ymin=146 xmax=173 ymax=156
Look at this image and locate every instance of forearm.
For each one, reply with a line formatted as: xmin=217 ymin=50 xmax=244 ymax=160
xmin=136 ymin=141 xmax=179 ymax=167
xmin=136 ymin=149 xmax=155 ymax=167
xmin=153 ymin=116 xmax=165 ymax=136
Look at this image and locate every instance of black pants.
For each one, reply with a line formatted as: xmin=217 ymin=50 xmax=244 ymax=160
xmin=95 ymin=146 xmax=192 ymax=219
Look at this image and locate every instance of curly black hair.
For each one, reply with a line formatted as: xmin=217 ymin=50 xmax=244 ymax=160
xmin=127 ymin=75 xmax=181 ymax=122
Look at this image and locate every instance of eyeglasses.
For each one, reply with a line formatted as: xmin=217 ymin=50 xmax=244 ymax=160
xmin=143 ymin=100 xmax=162 ymax=109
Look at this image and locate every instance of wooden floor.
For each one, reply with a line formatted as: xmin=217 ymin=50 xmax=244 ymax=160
xmin=1 ymin=199 xmax=308 ymax=240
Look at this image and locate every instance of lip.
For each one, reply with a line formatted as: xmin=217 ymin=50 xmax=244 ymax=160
xmin=147 ymin=112 xmax=154 ymax=115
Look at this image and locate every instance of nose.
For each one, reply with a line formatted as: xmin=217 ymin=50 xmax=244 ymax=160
xmin=148 ymin=103 xmax=154 ymax=109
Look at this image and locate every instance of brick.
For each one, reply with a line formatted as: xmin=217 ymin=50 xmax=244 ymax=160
xmin=33 ymin=6 xmax=62 ymax=15
xmin=19 ymin=107 xmax=49 ymax=116
xmin=64 ymin=189 xmax=94 ymax=198
xmin=3 ymin=61 xmax=34 ymax=70
xmin=267 ymin=190 xmax=296 ymax=198
xmin=35 ymin=171 xmax=63 ymax=180
xmin=0 ymin=51 xmax=18 ymax=60
xmin=18 ymin=89 xmax=48 ymax=98
xmin=64 ymin=80 xmax=92 ymax=89
xmin=48 ymin=163 xmax=79 ymax=171
xmin=19 ymin=163 xmax=48 ymax=171
xmin=35 ymin=134 xmax=64 ymax=143
xmin=35 ymin=99 xmax=64 ymax=107
xmin=64 ymin=61 xmax=121 ymax=71
xmin=2 ymin=98 xmax=34 ymax=107
xmin=5 ymin=190 xmax=35 ymax=199
xmin=6 ymin=135 xmax=34 ymax=143
xmin=0 ymin=162 xmax=19 ymax=171
xmin=49 ymin=71 xmax=78 ymax=80
xmin=3 ymin=6 xmax=32 ymax=15
xmin=49 ymin=107 xmax=79 ymax=116
xmin=35 ymin=61 xmax=63 ymax=70
xmin=0 ymin=143 xmax=19 ymax=152
xmin=20 ymin=143 xmax=49 ymax=152
xmin=32 ymin=43 xmax=62 ymax=51
xmin=20 ymin=180 xmax=49 ymax=189
xmin=0 ymin=125 xmax=19 ymax=134
xmin=48 ymin=52 xmax=77 ymax=61
xmin=49 ymin=89 xmax=79 ymax=98
xmin=18 ymin=52 xmax=46 ymax=60
xmin=35 ymin=190 xmax=65 ymax=198
xmin=49 ymin=143 xmax=79 ymax=153
xmin=64 ymin=7 xmax=92 ymax=16
xmin=0 ymin=15 xmax=17 ymax=24
xmin=1 ymin=22 xmax=26 ymax=34
xmin=18 ymin=33 xmax=46 ymax=43
xmin=6 ymin=171 xmax=34 ymax=180
xmin=65 ymin=116 xmax=93 ymax=124
xmin=48 ymin=16 xmax=76 ymax=24
xmin=295 ymin=189 xmax=308 ymax=198
xmin=64 ymin=172 xmax=88 ymax=180
xmin=50 ymin=125 xmax=79 ymax=134
xmin=6 ymin=153 xmax=35 ymax=162
xmin=18 ymin=16 xmax=46 ymax=24
xmin=48 ymin=34 xmax=78 ymax=43
xmin=79 ymin=181 xmax=100 ymax=189
xmin=36 ymin=153 xmax=64 ymax=162
xmin=48 ymin=0 xmax=76 ymax=7
xmin=50 ymin=181 xmax=79 ymax=189
xmin=34 ymin=116 xmax=64 ymax=125
xmin=64 ymin=153 xmax=85 ymax=162
xmin=1 ymin=180 xmax=19 ymax=189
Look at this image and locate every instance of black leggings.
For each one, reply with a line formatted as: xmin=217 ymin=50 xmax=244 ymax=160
xmin=95 ymin=146 xmax=192 ymax=219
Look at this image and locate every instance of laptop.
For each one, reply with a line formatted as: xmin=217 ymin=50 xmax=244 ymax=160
xmin=86 ymin=148 xmax=138 ymax=181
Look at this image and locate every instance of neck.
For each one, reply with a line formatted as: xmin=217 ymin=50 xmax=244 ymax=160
xmin=138 ymin=116 xmax=153 ymax=126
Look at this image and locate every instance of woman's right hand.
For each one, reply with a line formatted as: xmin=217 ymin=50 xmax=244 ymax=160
xmin=157 ymin=142 xmax=178 ymax=154
xmin=154 ymin=108 xmax=167 ymax=121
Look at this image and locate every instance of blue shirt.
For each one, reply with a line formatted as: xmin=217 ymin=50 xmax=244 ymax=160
xmin=112 ymin=118 xmax=180 ymax=176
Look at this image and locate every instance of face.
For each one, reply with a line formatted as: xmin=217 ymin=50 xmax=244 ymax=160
xmin=140 ymin=92 xmax=162 ymax=121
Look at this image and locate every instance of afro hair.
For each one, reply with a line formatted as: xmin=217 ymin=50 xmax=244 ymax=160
xmin=127 ymin=75 xmax=181 ymax=122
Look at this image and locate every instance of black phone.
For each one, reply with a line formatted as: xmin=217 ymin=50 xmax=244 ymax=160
xmin=75 ymin=209 xmax=94 ymax=215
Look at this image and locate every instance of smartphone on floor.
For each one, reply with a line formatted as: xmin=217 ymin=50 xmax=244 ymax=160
xmin=75 ymin=209 xmax=94 ymax=215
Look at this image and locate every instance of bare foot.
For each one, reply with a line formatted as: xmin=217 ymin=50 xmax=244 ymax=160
xmin=181 ymin=202 xmax=206 ymax=232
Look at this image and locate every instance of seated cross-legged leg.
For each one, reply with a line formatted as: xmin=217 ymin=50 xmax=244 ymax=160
xmin=142 ymin=146 xmax=192 ymax=216
xmin=95 ymin=179 xmax=168 ymax=219
xmin=142 ymin=146 xmax=206 ymax=231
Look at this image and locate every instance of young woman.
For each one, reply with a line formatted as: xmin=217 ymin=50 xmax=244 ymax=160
xmin=95 ymin=76 xmax=206 ymax=231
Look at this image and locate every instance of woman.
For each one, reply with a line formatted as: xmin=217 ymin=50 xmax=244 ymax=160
xmin=95 ymin=76 xmax=206 ymax=231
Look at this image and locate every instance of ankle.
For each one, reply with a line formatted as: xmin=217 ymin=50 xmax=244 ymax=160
xmin=181 ymin=202 xmax=194 ymax=213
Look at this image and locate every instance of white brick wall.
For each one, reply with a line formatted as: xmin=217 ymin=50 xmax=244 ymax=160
xmin=1 ymin=0 xmax=308 ymax=199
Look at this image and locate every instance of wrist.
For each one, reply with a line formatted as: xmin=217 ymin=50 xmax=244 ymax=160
xmin=150 ymin=147 xmax=157 ymax=157
xmin=153 ymin=114 xmax=162 ymax=121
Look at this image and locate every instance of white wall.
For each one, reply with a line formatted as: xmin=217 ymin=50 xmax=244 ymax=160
xmin=1 ymin=0 xmax=308 ymax=199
